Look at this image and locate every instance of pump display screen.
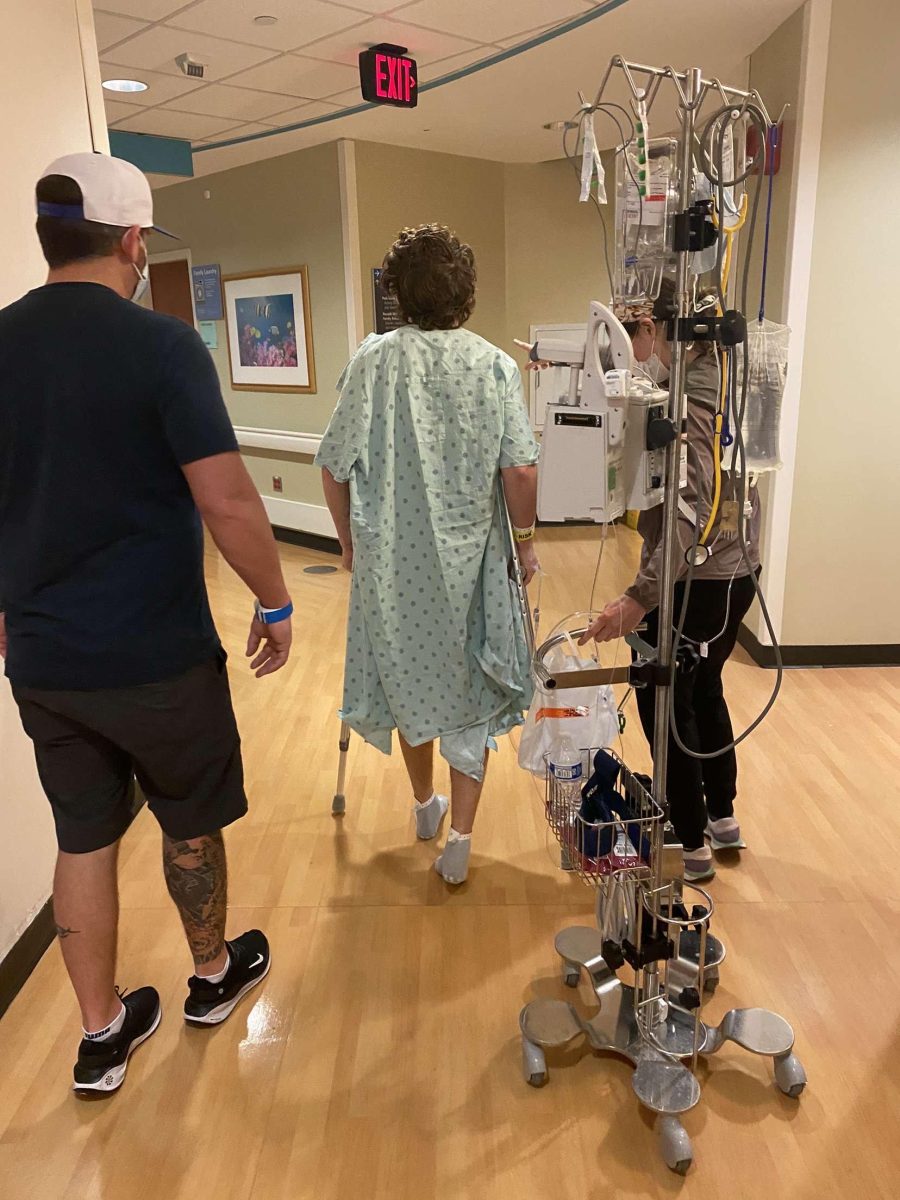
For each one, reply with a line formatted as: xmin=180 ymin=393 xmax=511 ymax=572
xmin=359 ymin=45 xmax=418 ymax=107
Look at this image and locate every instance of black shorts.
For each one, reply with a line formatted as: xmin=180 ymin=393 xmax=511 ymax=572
xmin=12 ymin=654 xmax=247 ymax=854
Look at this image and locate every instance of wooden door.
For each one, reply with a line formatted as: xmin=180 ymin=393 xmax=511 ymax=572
xmin=148 ymin=259 xmax=194 ymax=326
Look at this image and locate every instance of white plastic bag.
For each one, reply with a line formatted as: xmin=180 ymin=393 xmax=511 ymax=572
xmin=518 ymin=642 xmax=619 ymax=776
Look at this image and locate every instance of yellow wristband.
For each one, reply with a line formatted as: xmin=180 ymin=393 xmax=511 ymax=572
xmin=513 ymin=524 xmax=536 ymax=542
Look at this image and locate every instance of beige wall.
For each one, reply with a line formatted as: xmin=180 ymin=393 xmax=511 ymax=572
xmin=781 ymin=0 xmax=900 ymax=645
xmin=0 ymin=0 xmax=105 ymax=960
xmin=742 ymin=4 xmax=807 ymax=641
xmin=152 ymin=142 xmax=351 ymax=437
xmin=354 ymin=141 xmax=508 ymax=348
xmin=746 ymin=7 xmax=806 ymax=329
xmin=504 ymin=152 xmax=616 ymax=349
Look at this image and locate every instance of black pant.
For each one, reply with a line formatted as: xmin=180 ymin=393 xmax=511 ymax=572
xmin=634 ymin=572 xmax=758 ymax=850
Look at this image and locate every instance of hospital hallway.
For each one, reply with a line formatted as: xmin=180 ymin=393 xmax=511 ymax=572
xmin=0 ymin=524 xmax=896 ymax=1199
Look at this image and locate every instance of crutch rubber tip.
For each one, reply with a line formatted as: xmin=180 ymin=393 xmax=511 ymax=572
xmin=332 ymin=795 xmax=346 ymax=816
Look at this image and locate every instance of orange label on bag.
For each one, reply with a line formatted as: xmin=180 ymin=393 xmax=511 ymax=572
xmin=535 ymin=706 xmax=590 ymax=722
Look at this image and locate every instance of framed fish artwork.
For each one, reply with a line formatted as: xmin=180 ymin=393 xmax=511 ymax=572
xmin=222 ymin=266 xmax=316 ymax=393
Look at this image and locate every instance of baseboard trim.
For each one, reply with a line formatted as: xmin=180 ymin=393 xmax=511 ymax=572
xmin=273 ymin=525 xmax=341 ymax=555
xmin=261 ymin=495 xmax=336 ymax=540
xmin=738 ymin=625 xmax=900 ymax=669
xmin=0 ymin=899 xmax=55 ymax=1020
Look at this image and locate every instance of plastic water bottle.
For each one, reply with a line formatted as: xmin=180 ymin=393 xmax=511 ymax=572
xmin=549 ymin=734 xmax=583 ymax=811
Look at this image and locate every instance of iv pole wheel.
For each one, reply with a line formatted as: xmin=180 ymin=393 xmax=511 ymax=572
xmin=774 ymin=1052 xmax=807 ymax=1099
xmin=332 ymin=794 xmax=346 ymax=816
xmin=561 ymin=961 xmax=581 ymax=989
xmin=657 ymin=1114 xmax=693 ymax=1175
xmin=522 ymin=1036 xmax=548 ymax=1088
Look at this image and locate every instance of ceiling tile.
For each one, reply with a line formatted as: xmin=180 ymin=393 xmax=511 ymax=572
xmin=299 ymin=17 xmax=482 ymax=66
xmin=495 ymin=24 xmax=558 ymax=50
xmin=103 ymin=25 xmax=277 ymax=81
xmin=226 ymin=54 xmax=358 ymax=98
xmin=102 ymin=97 xmax=142 ymax=123
xmin=259 ymin=99 xmax=345 ymax=127
xmin=97 ymin=0 xmax=193 ymax=17
xmin=159 ymin=83 xmax=298 ymax=121
xmin=419 ymin=47 xmax=491 ymax=81
xmin=334 ymin=0 xmax=408 ymax=11
xmin=196 ymin=121 xmax=278 ymax=144
xmin=113 ymin=108 xmax=241 ymax=141
xmin=93 ymin=11 xmax=148 ymax=52
xmin=167 ymin=0 xmax=367 ymax=52
xmin=99 ymin=62 xmax=207 ymax=105
xmin=396 ymin=0 xmax=566 ymax=44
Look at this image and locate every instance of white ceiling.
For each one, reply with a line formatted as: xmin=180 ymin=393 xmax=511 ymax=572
xmin=93 ymin=0 xmax=804 ymax=184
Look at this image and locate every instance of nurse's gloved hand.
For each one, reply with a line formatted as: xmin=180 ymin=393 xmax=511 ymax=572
xmin=579 ymin=595 xmax=645 ymax=645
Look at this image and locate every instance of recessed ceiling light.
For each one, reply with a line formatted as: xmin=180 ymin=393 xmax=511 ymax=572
xmin=253 ymin=14 xmax=278 ymax=24
xmin=103 ymin=78 xmax=148 ymax=93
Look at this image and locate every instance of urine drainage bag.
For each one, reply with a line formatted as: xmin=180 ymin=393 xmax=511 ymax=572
xmin=731 ymin=318 xmax=790 ymax=473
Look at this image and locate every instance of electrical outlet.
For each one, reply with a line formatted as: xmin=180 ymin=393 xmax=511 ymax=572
xmin=272 ymin=475 xmax=283 ymax=493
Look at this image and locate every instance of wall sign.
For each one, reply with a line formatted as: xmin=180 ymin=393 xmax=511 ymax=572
xmin=198 ymin=320 xmax=218 ymax=350
xmin=191 ymin=263 xmax=223 ymax=321
xmin=359 ymin=43 xmax=418 ymax=108
xmin=372 ymin=268 xmax=405 ymax=335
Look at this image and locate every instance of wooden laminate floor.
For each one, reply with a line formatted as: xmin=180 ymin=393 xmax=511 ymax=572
xmin=1 ymin=524 xmax=899 ymax=1199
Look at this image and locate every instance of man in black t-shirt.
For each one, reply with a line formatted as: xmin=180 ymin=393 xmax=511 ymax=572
xmin=0 ymin=153 xmax=293 ymax=1096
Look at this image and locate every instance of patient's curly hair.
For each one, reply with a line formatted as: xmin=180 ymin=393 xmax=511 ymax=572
xmin=380 ymin=224 xmax=476 ymax=331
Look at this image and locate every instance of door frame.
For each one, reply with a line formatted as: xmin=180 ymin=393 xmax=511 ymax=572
xmin=147 ymin=247 xmax=197 ymax=327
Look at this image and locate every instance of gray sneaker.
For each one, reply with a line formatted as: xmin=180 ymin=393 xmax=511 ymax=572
xmin=706 ymin=817 xmax=746 ymax=851
xmin=683 ymin=845 xmax=716 ymax=883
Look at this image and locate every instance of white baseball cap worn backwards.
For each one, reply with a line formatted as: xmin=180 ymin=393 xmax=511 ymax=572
xmin=37 ymin=152 xmax=177 ymax=238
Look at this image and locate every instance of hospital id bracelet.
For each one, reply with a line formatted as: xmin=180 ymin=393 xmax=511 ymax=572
xmin=254 ymin=599 xmax=294 ymax=624
xmin=513 ymin=524 xmax=536 ymax=543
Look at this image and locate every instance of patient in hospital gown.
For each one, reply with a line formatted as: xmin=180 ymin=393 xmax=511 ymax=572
xmin=317 ymin=224 xmax=539 ymax=886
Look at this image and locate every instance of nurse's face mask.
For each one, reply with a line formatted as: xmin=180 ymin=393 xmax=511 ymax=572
xmin=634 ymin=320 xmax=669 ymax=385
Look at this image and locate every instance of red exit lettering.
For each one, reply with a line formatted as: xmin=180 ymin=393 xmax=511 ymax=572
xmin=360 ymin=45 xmax=418 ymax=107
xmin=375 ymin=53 xmax=389 ymax=98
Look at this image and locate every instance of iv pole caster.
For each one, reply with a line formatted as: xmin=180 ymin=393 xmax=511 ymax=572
xmin=774 ymin=1051 xmax=807 ymax=1099
xmin=657 ymin=1114 xmax=693 ymax=1175
xmin=521 ymin=1036 xmax=548 ymax=1088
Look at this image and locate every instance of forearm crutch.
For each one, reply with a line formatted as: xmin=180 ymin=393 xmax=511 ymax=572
xmin=332 ymin=719 xmax=351 ymax=816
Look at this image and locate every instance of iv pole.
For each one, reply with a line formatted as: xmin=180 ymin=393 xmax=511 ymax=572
xmin=518 ymin=59 xmax=805 ymax=1177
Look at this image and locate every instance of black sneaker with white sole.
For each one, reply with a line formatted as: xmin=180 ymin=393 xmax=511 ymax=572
xmin=73 ymin=986 xmax=161 ymax=1097
xmin=183 ymin=930 xmax=270 ymax=1026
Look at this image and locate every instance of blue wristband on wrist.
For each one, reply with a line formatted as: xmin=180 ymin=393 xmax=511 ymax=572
xmin=254 ymin=599 xmax=293 ymax=624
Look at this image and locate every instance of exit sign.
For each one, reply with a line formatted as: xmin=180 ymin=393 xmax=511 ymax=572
xmin=359 ymin=42 xmax=418 ymax=108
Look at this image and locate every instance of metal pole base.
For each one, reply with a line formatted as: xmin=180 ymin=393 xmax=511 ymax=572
xmin=518 ymin=924 xmax=806 ymax=1174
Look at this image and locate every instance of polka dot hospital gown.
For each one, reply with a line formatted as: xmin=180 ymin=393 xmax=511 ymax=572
xmin=315 ymin=326 xmax=540 ymax=781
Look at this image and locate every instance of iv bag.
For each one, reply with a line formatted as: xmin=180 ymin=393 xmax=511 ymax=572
xmin=614 ymin=137 xmax=679 ymax=307
xmin=730 ymin=319 xmax=790 ymax=473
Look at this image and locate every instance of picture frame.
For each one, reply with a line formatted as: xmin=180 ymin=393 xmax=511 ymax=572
xmin=222 ymin=266 xmax=316 ymax=393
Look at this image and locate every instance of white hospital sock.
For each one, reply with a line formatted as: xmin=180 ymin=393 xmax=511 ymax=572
xmin=435 ymin=828 xmax=472 ymax=885
xmin=415 ymin=794 xmax=448 ymax=841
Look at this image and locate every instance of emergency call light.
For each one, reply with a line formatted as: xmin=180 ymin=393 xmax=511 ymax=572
xmin=359 ymin=43 xmax=418 ymax=108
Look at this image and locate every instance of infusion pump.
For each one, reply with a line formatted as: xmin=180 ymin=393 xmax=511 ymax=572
xmin=532 ymin=302 xmax=681 ymax=524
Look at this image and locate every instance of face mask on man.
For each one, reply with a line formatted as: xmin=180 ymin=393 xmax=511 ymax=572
xmin=131 ymin=240 xmax=149 ymax=303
